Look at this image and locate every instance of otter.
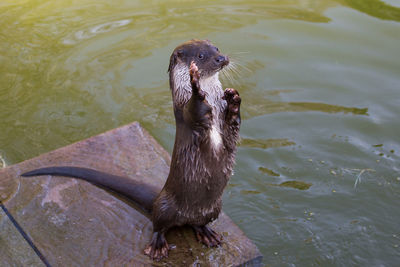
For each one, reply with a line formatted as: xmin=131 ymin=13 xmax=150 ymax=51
xmin=22 ymin=39 xmax=241 ymax=260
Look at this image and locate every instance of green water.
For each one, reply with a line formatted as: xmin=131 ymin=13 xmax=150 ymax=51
xmin=1 ymin=0 xmax=400 ymax=265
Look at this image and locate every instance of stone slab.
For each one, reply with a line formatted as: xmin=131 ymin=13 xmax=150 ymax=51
xmin=0 ymin=207 xmax=45 ymax=267
xmin=0 ymin=122 xmax=262 ymax=266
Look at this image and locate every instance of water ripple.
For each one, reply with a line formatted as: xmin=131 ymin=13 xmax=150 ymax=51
xmin=64 ymin=19 xmax=132 ymax=44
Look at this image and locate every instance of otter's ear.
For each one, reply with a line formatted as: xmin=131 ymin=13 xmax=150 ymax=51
xmin=168 ymin=50 xmax=183 ymax=73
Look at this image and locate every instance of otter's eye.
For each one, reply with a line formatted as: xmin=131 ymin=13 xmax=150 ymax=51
xmin=198 ymin=53 xmax=204 ymax=59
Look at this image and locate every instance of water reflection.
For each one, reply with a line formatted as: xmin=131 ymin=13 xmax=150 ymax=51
xmin=277 ymin=180 xmax=312 ymax=190
xmin=259 ymin=167 xmax=280 ymax=177
xmin=240 ymin=138 xmax=296 ymax=149
xmin=244 ymin=100 xmax=368 ymax=118
xmin=341 ymin=0 xmax=400 ymax=21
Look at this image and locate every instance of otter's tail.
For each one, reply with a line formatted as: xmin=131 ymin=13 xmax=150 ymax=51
xmin=21 ymin=167 xmax=158 ymax=213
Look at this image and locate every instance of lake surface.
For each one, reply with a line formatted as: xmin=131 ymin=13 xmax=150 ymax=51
xmin=1 ymin=0 xmax=400 ymax=265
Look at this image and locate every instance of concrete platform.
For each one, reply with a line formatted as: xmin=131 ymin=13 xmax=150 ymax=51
xmin=0 ymin=122 xmax=262 ymax=266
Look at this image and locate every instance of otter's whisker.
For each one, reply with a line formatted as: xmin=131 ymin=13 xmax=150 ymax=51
xmin=229 ymin=58 xmax=252 ymax=74
xmin=221 ymin=65 xmax=237 ymax=85
xmin=231 ymin=51 xmax=250 ymax=55
xmin=227 ymin=62 xmax=241 ymax=77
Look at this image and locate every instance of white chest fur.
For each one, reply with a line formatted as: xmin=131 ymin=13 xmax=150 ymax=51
xmin=200 ymin=74 xmax=224 ymax=152
xmin=210 ymin=124 xmax=222 ymax=150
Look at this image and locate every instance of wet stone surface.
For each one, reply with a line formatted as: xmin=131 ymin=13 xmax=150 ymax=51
xmin=0 ymin=122 xmax=261 ymax=266
xmin=0 ymin=208 xmax=45 ymax=267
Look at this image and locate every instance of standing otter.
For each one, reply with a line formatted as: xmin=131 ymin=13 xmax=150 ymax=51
xmin=22 ymin=39 xmax=241 ymax=260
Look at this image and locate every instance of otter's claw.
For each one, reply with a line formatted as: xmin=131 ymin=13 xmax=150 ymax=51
xmin=193 ymin=225 xmax=222 ymax=247
xmin=144 ymin=232 xmax=169 ymax=261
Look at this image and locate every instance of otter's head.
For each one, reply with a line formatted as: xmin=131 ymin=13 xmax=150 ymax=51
xmin=168 ymin=39 xmax=229 ymax=78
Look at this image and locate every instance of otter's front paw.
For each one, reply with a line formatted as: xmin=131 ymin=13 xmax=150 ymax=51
xmin=223 ymin=88 xmax=241 ymax=125
xmin=189 ymin=61 xmax=206 ymax=100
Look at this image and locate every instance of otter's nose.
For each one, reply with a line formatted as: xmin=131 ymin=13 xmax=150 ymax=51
xmin=215 ymin=55 xmax=229 ymax=65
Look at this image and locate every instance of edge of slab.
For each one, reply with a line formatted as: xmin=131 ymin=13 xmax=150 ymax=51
xmin=0 ymin=122 xmax=262 ymax=266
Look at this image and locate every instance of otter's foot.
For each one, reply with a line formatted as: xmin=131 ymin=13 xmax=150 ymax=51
xmin=223 ymin=88 xmax=241 ymax=125
xmin=144 ymin=232 xmax=169 ymax=260
xmin=190 ymin=61 xmax=206 ymax=100
xmin=192 ymin=225 xmax=222 ymax=247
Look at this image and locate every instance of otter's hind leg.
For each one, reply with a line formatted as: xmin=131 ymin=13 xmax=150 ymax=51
xmin=192 ymin=225 xmax=222 ymax=247
xmin=144 ymin=231 xmax=169 ymax=260
xmin=144 ymin=190 xmax=179 ymax=260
